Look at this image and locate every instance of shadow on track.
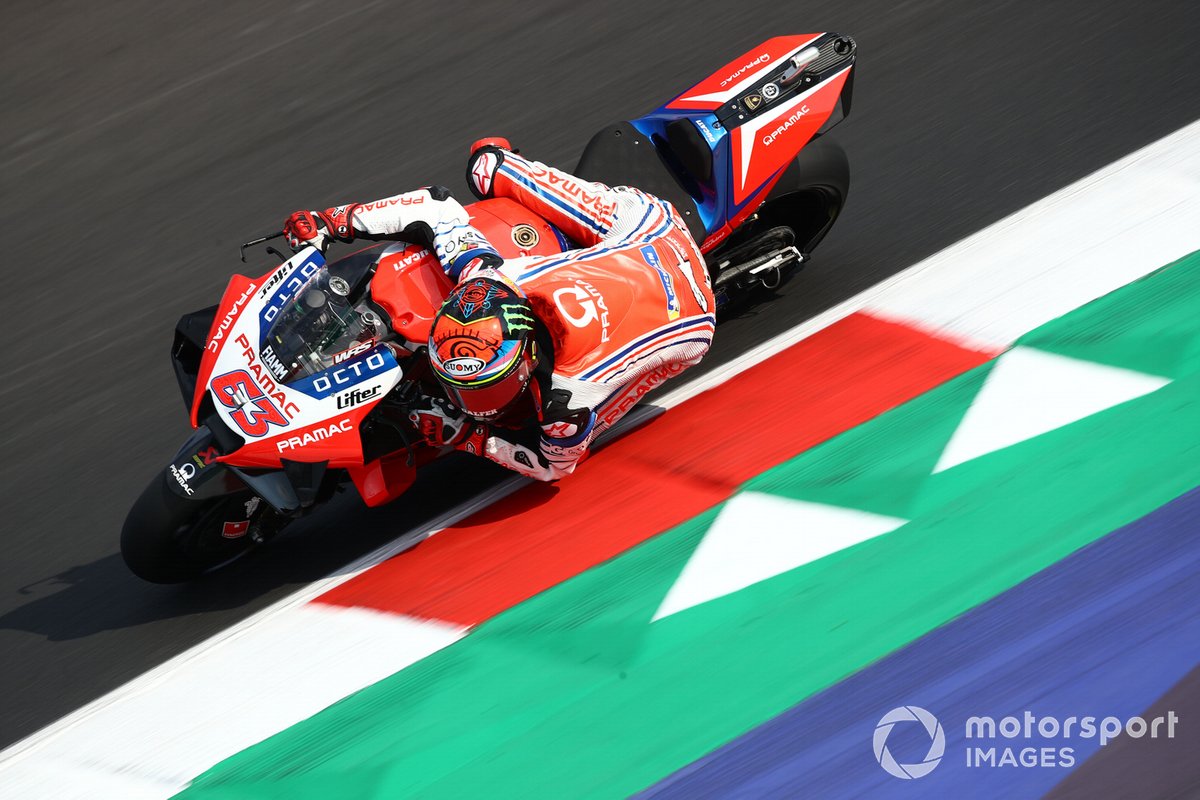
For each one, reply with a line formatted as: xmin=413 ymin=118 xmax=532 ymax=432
xmin=0 ymin=454 xmax=519 ymax=641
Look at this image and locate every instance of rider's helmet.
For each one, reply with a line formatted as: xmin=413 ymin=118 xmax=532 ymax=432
xmin=428 ymin=273 xmax=539 ymax=420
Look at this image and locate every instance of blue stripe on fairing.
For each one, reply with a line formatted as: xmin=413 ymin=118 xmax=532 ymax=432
xmin=580 ymin=317 xmax=714 ymax=381
xmin=548 ymin=223 xmax=574 ymax=252
xmin=635 ymin=485 xmax=1200 ymax=800
xmin=286 ymin=345 xmax=399 ymax=399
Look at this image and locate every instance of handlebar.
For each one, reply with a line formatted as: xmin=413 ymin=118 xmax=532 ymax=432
xmin=239 ymin=230 xmax=287 ymax=263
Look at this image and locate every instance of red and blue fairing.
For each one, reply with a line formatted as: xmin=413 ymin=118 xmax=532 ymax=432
xmin=627 ymin=33 xmax=855 ymax=252
xmin=173 ymin=197 xmax=568 ymax=508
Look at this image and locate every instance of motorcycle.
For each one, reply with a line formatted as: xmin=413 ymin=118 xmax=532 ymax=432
xmin=122 ymin=33 xmax=857 ymax=582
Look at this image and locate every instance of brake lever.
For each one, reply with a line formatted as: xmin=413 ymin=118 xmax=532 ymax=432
xmin=239 ymin=230 xmax=287 ymax=263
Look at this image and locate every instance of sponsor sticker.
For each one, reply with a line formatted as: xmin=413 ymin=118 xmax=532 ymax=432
xmin=552 ymin=283 xmax=611 ymax=342
xmin=287 ymin=348 xmax=398 ymax=399
xmin=639 ymin=245 xmax=682 ymax=320
xmin=169 ymin=464 xmax=194 ymax=496
xmin=276 ymin=418 xmax=354 ymax=453
xmin=695 ymin=118 xmax=721 ymax=145
xmin=762 ymin=103 xmax=812 ymax=146
xmin=259 ymin=256 xmax=321 ymax=333
xmin=260 ymin=344 xmax=290 ymax=381
xmin=331 ymin=340 xmax=376 ymax=365
xmin=442 ymin=357 xmax=486 ymax=377
xmin=192 ymin=446 xmax=219 ymax=469
xmin=221 ymin=520 xmax=250 ymax=539
xmin=335 ymin=384 xmax=383 ymax=410
xmin=719 ymin=52 xmax=771 ymax=88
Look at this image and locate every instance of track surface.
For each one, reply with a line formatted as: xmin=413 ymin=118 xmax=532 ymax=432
xmin=2 ymin=0 xmax=1198 ymax=774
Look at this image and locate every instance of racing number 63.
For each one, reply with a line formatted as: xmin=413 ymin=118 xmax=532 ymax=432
xmin=211 ymin=370 xmax=288 ymax=437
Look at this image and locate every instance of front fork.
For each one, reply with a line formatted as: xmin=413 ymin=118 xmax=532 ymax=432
xmin=164 ymin=425 xmax=327 ymax=524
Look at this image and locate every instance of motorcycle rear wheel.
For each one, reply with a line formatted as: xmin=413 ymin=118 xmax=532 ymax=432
xmin=121 ymin=471 xmax=260 ymax=583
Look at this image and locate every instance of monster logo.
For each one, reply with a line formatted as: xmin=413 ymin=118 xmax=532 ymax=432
xmin=501 ymin=303 xmax=535 ymax=334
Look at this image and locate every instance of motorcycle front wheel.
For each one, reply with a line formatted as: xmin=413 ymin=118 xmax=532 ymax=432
xmin=120 ymin=470 xmax=262 ymax=583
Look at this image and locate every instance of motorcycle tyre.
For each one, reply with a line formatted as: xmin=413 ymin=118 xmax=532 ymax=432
xmin=121 ymin=470 xmax=259 ymax=583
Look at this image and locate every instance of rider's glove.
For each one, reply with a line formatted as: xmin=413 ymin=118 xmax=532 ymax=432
xmin=408 ymin=396 xmax=471 ymax=447
xmin=283 ymin=210 xmax=334 ymax=252
xmin=283 ymin=205 xmax=358 ymax=252
xmin=469 ymin=136 xmax=514 ymax=155
xmin=466 ymin=137 xmax=514 ymax=200
xmin=454 ymin=423 xmax=489 ymax=457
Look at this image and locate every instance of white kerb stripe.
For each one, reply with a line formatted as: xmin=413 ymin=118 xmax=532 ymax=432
xmin=863 ymin=121 xmax=1200 ymax=349
xmin=2 ymin=116 xmax=1200 ymax=799
xmin=0 ymin=605 xmax=464 ymax=799
xmin=654 ymin=116 xmax=1200 ymax=411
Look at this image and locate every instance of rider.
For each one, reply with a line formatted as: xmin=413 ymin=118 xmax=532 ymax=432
xmin=283 ymin=139 xmax=715 ymax=481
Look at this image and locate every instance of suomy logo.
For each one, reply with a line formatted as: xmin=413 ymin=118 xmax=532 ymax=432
xmin=443 ymin=357 xmax=485 ymax=376
xmin=720 ymin=52 xmax=771 ymax=87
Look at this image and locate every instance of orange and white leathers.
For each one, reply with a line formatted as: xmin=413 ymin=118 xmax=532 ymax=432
xmin=343 ymin=151 xmax=715 ymax=480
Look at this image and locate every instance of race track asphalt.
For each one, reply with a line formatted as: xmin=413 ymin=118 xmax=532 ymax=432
xmin=2 ymin=3 xmax=1198 ymax=793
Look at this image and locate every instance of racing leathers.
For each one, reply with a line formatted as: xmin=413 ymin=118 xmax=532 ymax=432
xmin=298 ymin=146 xmax=715 ymax=481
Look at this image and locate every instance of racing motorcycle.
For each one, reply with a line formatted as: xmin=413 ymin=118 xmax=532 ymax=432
xmin=122 ymin=33 xmax=857 ymax=582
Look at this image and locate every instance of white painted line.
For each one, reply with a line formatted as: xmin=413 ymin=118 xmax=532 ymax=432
xmin=0 ymin=605 xmax=464 ymax=799
xmin=660 ymin=119 xmax=1200 ymax=408
xmin=3 ymin=117 xmax=1200 ymax=799
xmin=862 ymin=120 xmax=1200 ymax=349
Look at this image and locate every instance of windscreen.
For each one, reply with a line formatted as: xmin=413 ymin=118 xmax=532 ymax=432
xmin=260 ymin=266 xmax=387 ymax=383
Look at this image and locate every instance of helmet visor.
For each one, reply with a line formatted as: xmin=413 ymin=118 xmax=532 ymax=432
xmin=442 ymin=348 xmax=534 ymax=418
